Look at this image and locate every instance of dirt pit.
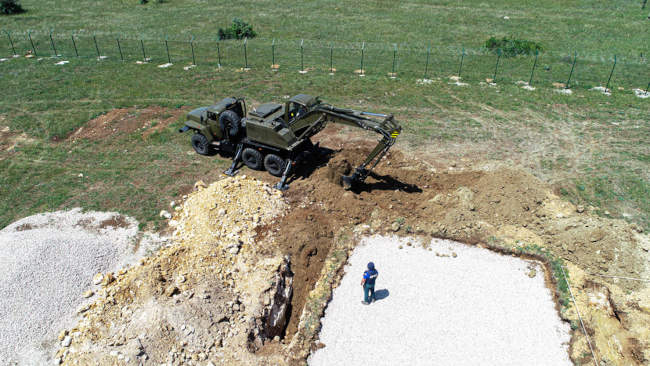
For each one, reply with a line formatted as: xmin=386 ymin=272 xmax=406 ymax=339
xmin=309 ymin=236 xmax=572 ymax=366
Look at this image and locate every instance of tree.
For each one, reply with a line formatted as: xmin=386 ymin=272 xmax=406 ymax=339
xmin=0 ymin=0 xmax=25 ymax=15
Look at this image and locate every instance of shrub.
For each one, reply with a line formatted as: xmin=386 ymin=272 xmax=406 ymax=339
xmin=1 ymin=0 xmax=25 ymax=15
xmin=218 ymin=18 xmax=257 ymax=40
xmin=485 ymin=37 xmax=543 ymax=57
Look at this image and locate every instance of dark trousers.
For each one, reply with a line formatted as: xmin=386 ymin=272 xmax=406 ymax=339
xmin=364 ymin=283 xmax=375 ymax=303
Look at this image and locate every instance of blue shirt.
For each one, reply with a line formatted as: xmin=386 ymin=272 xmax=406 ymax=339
xmin=363 ymin=269 xmax=379 ymax=286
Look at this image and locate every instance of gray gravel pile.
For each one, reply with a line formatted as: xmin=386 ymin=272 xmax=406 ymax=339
xmin=0 ymin=208 xmax=152 ymax=365
xmin=309 ymin=235 xmax=572 ymax=366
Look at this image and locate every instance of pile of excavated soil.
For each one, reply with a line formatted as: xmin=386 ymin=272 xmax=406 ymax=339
xmin=66 ymin=106 xmax=187 ymax=142
xmin=57 ymin=176 xmax=292 ymax=366
xmin=309 ymin=236 xmax=572 ymax=366
xmin=0 ymin=209 xmax=145 ymax=366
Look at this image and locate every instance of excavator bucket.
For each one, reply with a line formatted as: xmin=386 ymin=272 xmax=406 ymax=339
xmin=342 ymin=175 xmax=355 ymax=190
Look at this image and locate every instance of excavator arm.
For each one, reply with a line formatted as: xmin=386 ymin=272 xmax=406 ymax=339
xmin=312 ymin=104 xmax=402 ymax=189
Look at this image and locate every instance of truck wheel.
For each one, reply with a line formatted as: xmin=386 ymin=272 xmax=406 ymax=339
xmin=219 ymin=110 xmax=241 ymax=139
xmin=242 ymin=148 xmax=263 ymax=170
xmin=264 ymin=154 xmax=286 ymax=177
xmin=191 ymin=133 xmax=210 ymax=155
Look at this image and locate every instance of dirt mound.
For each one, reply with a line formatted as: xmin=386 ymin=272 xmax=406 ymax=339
xmin=57 ymin=177 xmax=292 ymax=365
xmin=67 ymin=106 xmax=187 ymax=141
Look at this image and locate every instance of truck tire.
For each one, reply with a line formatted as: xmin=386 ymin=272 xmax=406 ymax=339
xmin=264 ymin=154 xmax=286 ymax=177
xmin=191 ymin=133 xmax=210 ymax=155
xmin=219 ymin=110 xmax=241 ymax=139
xmin=242 ymin=148 xmax=263 ymax=170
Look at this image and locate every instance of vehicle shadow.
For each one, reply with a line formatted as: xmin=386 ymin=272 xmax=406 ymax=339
xmin=374 ymin=288 xmax=390 ymax=301
xmin=287 ymin=146 xmax=336 ymax=183
xmin=351 ymin=172 xmax=422 ymax=193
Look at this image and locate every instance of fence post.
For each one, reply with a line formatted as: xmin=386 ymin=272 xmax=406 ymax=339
xmin=329 ymin=43 xmax=333 ymax=74
xmin=360 ymin=42 xmax=365 ymax=75
xmin=190 ymin=35 xmax=196 ymax=65
xmin=28 ymin=31 xmax=37 ymax=57
xmin=458 ymin=48 xmax=465 ymax=78
xmin=116 ymin=37 xmax=124 ymax=61
xmin=300 ymin=39 xmax=304 ymax=72
xmin=5 ymin=31 xmax=16 ymax=55
xmin=565 ymin=51 xmax=577 ymax=89
xmin=492 ymin=48 xmax=502 ymax=82
xmin=71 ymin=34 xmax=78 ymax=57
xmin=49 ymin=30 xmax=58 ymax=57
xmin=165 ymin=37 xmax=171 ymax=64
xmin=271 ymin=38 xmax=275 ymax=66
xmin=604 ymin=55 xmax=616 ymax=93
xmin=140 ymin=39 xmax=147 ymax=62
xmin=216 ymin=41 xmax=221 ymax=67
xmin=93 ymin=35 xmax=101 ymax=58
xmin=391 ymin=44 xmax=397 ymax=76
xmin=423 ymin=46 xmax=431 ymax=79
xmin=243 ymin=37 xmax=248 ymax=69
xmin=529 ymin=50 xmax=538 ymax=85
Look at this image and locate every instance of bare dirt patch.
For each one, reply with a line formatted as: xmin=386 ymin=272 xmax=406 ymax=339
xmin=14 ymin=223 xmax=34 ymax=231
xmin=67 ymin=106 xmax=188 ymax=141
xmin=0 ymin=124 xmax=36 ymax=155
xmin=98 ymin=215 xmax=130 ymax=229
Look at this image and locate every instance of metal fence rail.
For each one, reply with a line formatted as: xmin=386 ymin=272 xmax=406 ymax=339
xmin=2 ymin=31 xmax=649 ymax=95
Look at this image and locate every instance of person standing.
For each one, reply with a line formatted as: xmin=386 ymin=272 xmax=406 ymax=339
xmin=361 ymin=262 xmax=378 ymax=305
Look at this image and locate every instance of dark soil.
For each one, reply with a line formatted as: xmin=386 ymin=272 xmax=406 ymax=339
xmin=98 ymin=215 xmax=130 ymax=229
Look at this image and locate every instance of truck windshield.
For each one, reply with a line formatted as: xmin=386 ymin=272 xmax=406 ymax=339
xmin=288 ymin=102 xmax=307 ymax=122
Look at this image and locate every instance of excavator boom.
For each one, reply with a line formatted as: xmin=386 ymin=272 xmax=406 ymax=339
xmin=313 ymin=104 xmax=401 ymax=188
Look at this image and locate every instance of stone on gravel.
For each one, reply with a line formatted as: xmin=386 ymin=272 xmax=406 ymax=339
xmin=391 ymin=222 xmax=400 ymax=232
xmin=61 ymin=336 xmax=72 ymax=347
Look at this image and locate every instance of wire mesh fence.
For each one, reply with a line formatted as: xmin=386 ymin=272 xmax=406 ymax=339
xmin=2 ymin=30 xmax=649 ymax=95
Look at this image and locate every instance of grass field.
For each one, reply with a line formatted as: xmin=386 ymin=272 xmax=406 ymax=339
xmin=1 ymin=0 xmax=648 ymax=230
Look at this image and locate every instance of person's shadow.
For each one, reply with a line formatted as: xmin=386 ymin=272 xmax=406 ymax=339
xmin=374 ymin=289 xmax=390 ymax=301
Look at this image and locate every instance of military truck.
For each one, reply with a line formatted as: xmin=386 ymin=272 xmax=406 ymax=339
xmin=179 ymin=94 xmax=401 ymax=190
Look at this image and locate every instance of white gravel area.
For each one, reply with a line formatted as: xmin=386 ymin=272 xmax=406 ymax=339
xmin=0 ymin=209 xmax=162 ymax=365
xmin=309 ymin=236 xmax=572 ymax=366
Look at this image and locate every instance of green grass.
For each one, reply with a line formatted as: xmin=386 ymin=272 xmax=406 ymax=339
xmin=0 ymin=0 xmax=648 ymax=230
xmin=514 ymin=243 xmax=572 ymax=313
xmin=2 ymin=0 xmax=648 ymax=55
